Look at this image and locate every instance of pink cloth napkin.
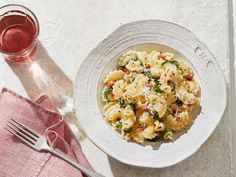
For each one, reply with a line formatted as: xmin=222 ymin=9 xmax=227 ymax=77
xmin=0 ymin=88 xmax=92 ymax=177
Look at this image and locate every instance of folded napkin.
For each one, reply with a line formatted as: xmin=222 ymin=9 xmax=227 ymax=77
xmin=0 ymin=88 xmax=92 ymax=177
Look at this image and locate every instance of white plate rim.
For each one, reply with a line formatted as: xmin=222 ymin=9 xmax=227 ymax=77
xmin=73 ymin=20 xmax=227 ymax=168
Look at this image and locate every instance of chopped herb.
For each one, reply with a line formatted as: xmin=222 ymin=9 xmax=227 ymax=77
xmin=146 ymin=130 xmax=165 ymax=142
xmin=154 ymin=77 xmax=160 ymax=84
xmin=170 ymin=60 xmax=179 ymax=66
xmin=161 ymin=60 xmax=183 ymax=74
xmin=161 ymin=60 xmax=178 ymax=66
xmin=138 ymin=59 xmax=144 ymax=66
xmin=176 ymin=98 xmax=183 ymax=106
xmin=153 ymin=77 xmax=164 ymax=93
xmin=143 ymin=71 xmax=153 ymax=79
xmin=161 ymin=60 xmax=169 ymax=66
xmin=176 ymin=67 xmax=183 ymax=74
xmin=103 ymin=87 xmax=112 ymax=102
xmin=171 ymin=83 xmax=176 ymax=92
xmin=135 ymin=56 xmax=144 ymax=66
xmin=151 ymin=111 xmax=163 ymax=122
xmin=116 ymin=121 xmax=122 ymax=129
xmin=124 ymin=127 xmax=132 ymax=133
xmin=154 ymin=86 xmax=164 ymax=93
xmin=119 ymin=99 xmax=126 ymax=108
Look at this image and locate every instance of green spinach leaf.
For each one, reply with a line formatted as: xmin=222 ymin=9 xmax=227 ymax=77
xmin=151 ymin=111 xmax=163 ymax=122
xmin=103 ymin=87 xmax=112 ymax=102
xmin=154 ymin=86 xmax=164 ymax=93
xmin=161 ymin=60 xmax=183 ymax=74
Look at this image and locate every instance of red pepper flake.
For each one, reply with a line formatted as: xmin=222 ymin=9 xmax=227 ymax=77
xmin=167 ymin=80 xmax=173 ymax=85
xmin=186 ymin=74 xmax=193 ymax=81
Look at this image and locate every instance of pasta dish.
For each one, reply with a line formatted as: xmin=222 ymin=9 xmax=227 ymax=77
xmin=102 ymin=50 xmax=200 ymax=143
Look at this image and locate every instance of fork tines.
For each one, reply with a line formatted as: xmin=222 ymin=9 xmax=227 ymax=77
xmin=5 ymin=119 xmax=40 ymax=147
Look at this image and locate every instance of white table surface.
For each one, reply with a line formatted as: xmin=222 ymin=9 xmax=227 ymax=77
xmin=0 ymin=0 xmax=233 ymax=177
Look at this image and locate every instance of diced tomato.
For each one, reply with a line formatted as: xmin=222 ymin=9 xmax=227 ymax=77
xmin=143 ymin=106 xmax=149 ymax=112
xmin=167 ymin=80 xmax=173 ymax=85
xmin=186 ymin=74 xmax=193 ymax=81
xmin=135 ymin=109 xmax=143 ymax=117
xmin=159 ymin=54 xmax=166 ymax=60
xmin=135 ymin=106 xmax=147 ymax=117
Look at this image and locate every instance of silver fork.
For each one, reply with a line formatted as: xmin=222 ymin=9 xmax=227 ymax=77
xmin=5 ymin=119 xmax=105 ymax=177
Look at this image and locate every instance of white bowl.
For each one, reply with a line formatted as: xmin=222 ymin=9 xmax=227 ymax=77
xmin=74 ymin=20 xmax=227 ymax=168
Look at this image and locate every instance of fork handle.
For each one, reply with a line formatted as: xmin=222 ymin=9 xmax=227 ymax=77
xmin=48 ymin=148 xmax=105 ymax=177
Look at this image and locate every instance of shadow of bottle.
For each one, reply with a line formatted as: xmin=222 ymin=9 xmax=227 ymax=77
xmin=6 ymin=42 xmax=84 ymax=140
